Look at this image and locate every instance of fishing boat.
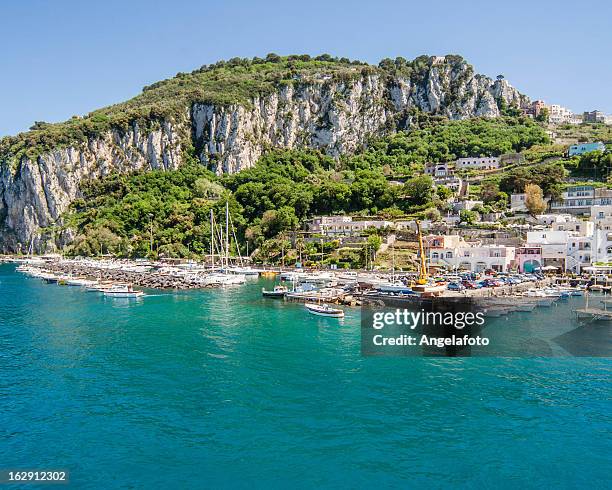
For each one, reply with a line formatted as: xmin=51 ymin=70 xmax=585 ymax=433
xmin=261 ymin=285 xmax=288 ymax=298
xmin=103 ymin=284 xmax=144 ymax=298
xmin=305 ymin=303 xmax=345 ymax=318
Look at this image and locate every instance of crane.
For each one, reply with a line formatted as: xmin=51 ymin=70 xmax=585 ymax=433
xmin=415 ymin=220 xmax=428 ymax=285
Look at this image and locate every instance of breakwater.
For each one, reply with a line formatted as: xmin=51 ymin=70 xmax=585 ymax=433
xmin=43 ymin=262 xmax=207 ymax=289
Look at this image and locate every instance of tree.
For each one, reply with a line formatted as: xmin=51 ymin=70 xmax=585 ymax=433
xmin=536 ymin=107 xmax=549 ymax=123
xmin=525 ymin=183 xmax=547 ymax=216
xmin=459 ymin=209 xmax=479 ymax=225
xmin=403 ymin=175 xmax=433 ymax=207
xmin=424 ymin=207 xmax=442 ymax=222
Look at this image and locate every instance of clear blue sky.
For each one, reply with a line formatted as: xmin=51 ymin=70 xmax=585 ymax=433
xmin=1 ymin=0 xmax=610 ymax=136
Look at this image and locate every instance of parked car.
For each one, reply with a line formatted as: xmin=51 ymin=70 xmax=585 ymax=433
xmin=447 ymin=282 xmax=465 ymax=291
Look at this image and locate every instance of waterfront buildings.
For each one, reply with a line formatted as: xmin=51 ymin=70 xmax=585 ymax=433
xmin=425 ymin=234 xmax=515 ymax=272
xmin=516 ymin=230 xmax=569 ymax=272
xmin=590 ymin=205 xmax=612 ymax=265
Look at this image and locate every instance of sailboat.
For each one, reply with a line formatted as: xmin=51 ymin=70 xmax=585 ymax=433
xmin=203 ymin=203 xmax=246 ymax=286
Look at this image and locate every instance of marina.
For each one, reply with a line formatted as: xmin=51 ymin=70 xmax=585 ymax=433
xmin=1 ymin=259 xmax=610 ymax=488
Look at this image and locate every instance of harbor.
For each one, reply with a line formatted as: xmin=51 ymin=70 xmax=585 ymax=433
xmin=8 ymin=255 xmax=609 ymax=326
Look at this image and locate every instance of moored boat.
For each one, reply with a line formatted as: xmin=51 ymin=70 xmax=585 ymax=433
xmin=262 ymin=285 xmax=288 ymax=298
xmin=304 ymin=303 xmax=345 ymax=318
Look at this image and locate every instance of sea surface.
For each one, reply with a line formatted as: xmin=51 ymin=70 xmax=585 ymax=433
xmin=0 ymin=264 xmax=610 ymax=489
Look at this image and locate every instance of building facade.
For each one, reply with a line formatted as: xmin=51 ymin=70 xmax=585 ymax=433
xmin=455 ymin=157 xmax=500 ymax=170
xmin=425 ymin=162 xmax=453 ymax=177
xmin=426 ymin=235 xmax=516 ymax=272
xmin=309 ymin=216 xmax=393 ymax=236
xmin=550 ymin=185 xmax=612 ymax=214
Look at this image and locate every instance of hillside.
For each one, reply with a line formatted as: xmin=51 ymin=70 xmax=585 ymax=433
xmin=62 ymin=117 xmax=548 ymax=260
xmin=0 ymin=53 xmax=530 ymax=253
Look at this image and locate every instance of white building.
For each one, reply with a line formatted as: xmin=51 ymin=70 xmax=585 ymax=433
xmin=426 ymin=235 xmax=515 ymax=272
xmin=309 ymin=216 xmax=393 ymax=236
xmin=550 ymin=185 xmax=612 ymax=214
xmin=453 ymin=200 xmax=483 ymax=212
xmin=434 ymin=175 xmax=464 ymax=194
xmin=455 ymin=157 xmax=499 ymax=170
xmin=548 ymin=104 xmax=573 ymax=125
xmin=590 ymin=206 xmax=612 ymax=265
xmin=511 ymin=193 xmax=527 ymax=212
xmin=425 ymin=162 xmax=453 ymax=177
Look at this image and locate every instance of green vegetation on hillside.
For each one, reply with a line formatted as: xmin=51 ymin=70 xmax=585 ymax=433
xmin=0 ymin=54 xmax=370 ymax=163
xmin=63 ymin=116 xmax=549 ymax=260
xmin=351 ymin=115 xmax=548 ymax=175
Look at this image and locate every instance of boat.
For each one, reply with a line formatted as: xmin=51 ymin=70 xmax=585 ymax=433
xmin=87 ymin=282 xmax=115 ymax=292
xmin=201 ymin=272 xmax=246 ymax=286
xmin=103 ymin=284 xmax=144 ymax=298
xmin=305 ymin=303 xmax=345 ymax=318
xmin=66 ymin=277 xmax=98 ymax=287
xmin=376 ymin=281 xmax=412 ymax=293
xmin=226 ymin=266 xmax=260 ymax=276
xmin=260 ymin=270 xmax=278 ymax=278
xmin=262 ymin=285 xmax=288 ymax=298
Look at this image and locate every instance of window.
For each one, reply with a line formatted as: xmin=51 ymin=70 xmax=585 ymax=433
xmin=446 ymin=252 xmax=453 ymax=258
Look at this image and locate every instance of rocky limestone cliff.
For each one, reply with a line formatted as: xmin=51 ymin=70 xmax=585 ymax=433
xmin=0 ymin=121 xmax=184 ymax=252
xmin=0 ymin=57 xmax=528 ymax=252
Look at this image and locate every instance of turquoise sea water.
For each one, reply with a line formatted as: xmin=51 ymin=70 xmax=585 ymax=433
xmin=0 ymin=264 xmax=610 ymax=489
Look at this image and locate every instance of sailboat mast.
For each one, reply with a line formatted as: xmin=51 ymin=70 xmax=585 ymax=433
xmin=225 ymin=201 xmax=230 ymax=268
xmin=210 ymin=209 xmax=214 ymax=269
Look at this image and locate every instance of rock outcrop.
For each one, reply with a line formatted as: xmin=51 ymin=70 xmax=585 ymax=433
xmin=0 ymin=56 xmax=528 ymax=252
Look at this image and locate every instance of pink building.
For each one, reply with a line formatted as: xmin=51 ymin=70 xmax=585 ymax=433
xmin=516 ymin=246 xmax=542 ymax=273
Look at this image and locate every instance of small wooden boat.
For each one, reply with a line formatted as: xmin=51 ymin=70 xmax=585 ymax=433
xmin=305 ymin=303 xmax=344 ymax=318
xmin=262 ymin=285 xmax=288 ymax=298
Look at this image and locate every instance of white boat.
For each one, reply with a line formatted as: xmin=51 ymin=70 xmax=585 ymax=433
xmin=226 ymin=266 xmax=260 ymax=276
xmin=262 ymin=285 xmax=288 ymax=298
xmin=305 ymin=303 xmax=345 ymax=318
xmin=280 ymin=271 xmax=301 ymax=281
xmin=201 ymin=272 xmax=246 ymax=286
xmin=103 ymin=284 xmax=144 ymax=298
xmin=376 ymin=281 xmax=412 ymax=293
xmin=66 ymin=277 xmax=98 ymax=287
xmin=87 ymin=282 xmax=115 ymax=292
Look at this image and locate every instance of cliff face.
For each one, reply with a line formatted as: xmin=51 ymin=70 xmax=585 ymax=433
xmin=0 ymin=121 xmax=184 ymax=252
xmin=0 ymin=57 xmax=528 ymax=252
xmin=193 ymin=68 xmax=526 ymax=174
